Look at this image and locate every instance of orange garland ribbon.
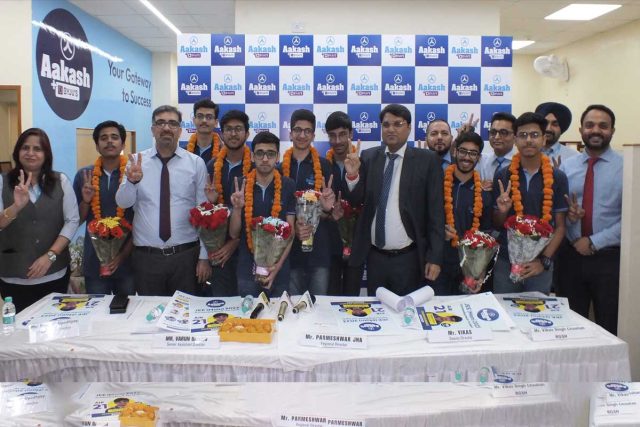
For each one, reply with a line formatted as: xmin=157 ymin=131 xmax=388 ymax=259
xmin=509 ymin=153 xmax=554 ymax=223
xmin=186 ymin=132 xmax=221 ymax=158
xmin=443 ymin=164 xmax=483 ymax=247
xmin=213 ymin=145 xmax=252 ymax=204
xmin=282 ymin=146 xmax=323 ymax=191
xmin=244 ymin=169 xmax=283 ymax=253
xmin=91 ymin=155 xmax=127 ymax=220
xmin=326 ymin=143 xmax=356 ymax=164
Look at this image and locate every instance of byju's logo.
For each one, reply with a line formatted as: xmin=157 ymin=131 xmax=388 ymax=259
xmin=206 ymin=299 xmax=226 ymax=308
xmin=36 ymin=8 xmax=93 ymax=120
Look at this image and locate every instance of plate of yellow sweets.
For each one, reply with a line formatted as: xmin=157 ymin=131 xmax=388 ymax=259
xmin=218 ymin=318 xmax=276 ymax=344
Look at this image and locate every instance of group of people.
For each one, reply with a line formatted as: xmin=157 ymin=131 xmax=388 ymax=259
xmin=0 ymin=99 xmax=622 ymax=335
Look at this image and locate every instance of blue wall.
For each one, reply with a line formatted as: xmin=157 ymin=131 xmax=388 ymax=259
xmin=32 ymin=0 xmax=153 ymax=179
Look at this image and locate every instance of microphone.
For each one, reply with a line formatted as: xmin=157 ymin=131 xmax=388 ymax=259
xmin=277 ymin=290 xmax=291 ymax=322
xmin=250 ymin=292 xmax=270 ymax=319
xmin=292 ymin=292 xmax=316 ymax=314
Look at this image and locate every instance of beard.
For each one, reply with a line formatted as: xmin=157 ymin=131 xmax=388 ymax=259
xmin=582 ymin=132 xmax=612 ymax=151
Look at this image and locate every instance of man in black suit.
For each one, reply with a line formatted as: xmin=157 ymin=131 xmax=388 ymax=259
xmin=344 ymin=104 xmax=444 ymax=295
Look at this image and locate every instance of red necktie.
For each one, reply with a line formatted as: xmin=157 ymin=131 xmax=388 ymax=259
xmin=159 ymin=155 xmax=174 ymax=242
xmin=581 ymin=157 xmax=600 ymax=237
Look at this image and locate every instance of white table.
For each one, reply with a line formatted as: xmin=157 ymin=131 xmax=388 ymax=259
xmin=589 ymin=382 xmax=640 ymax=426
xmin=0 ymin=294 xmax=631 ymax=383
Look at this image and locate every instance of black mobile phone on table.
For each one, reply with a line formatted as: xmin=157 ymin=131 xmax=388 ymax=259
xmin=109 ymin=294 xmax=130 ymax=314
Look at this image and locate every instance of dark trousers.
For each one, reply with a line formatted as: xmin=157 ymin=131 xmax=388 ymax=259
xmin=366 ymin=246 xmax=421 ymax=296
xmin=201 ymin=256 xmax=238 ymax=297
xmin=133 ymin=245 xmax=199 ymax=296
xmin=0 ymin=269 xmax=70 ymax=313
xmin=556 ymin=241 xmax=620 ymax=335
xmin=328 ymin=255 xmax=365 ymax=296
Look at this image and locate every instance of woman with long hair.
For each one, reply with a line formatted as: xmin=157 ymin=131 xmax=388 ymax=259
xmin=0 ymin=128 xmax=79 ymax=312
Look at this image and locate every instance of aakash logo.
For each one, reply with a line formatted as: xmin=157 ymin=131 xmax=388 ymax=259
xmin=484 ymin=74 xmax=511 ymax=97
xmin=348 ymin=104 xmax=380 ymax=142
xmin=418 ymin=73 xmax=446 ymax=97
xmin=246 ymin=67 xmax=278 ymax=103
xmin=206 ymin=299 xmax=226 ymax=308
xmin=316 ymin=35 xmax=344 ymax=59
xmin=415 ymin=35 xmax=447 ymax=66
xmin=477 ymin=308 xmax=499 ymax=321
xmin=359 ymin=322 xmax=382 ymax=332
xmin=382 ymin=67 xmax=414 ymax=103
xmin=211 ymin=34 xmax=244 ymax=65
xmin=213 ymin=73 xmax=242 ymax=96
xmin=605 ymin=383 xmax=629 ymax=392
xmin=482 ymin=36 xmax=512 ymax=66
xmin=314 ymin=66 xmax=347 ymax=103
xmin=280 ymin=34 xmax=313 ymax=65
xmin=348 ymin=34 xmax=381 ymax=65
xmin=451 ymin=36 xmax=479 ymax=59
xmin=415 ymin=104 xmax=447 ymax=141
xmin=448 ymin=67 xmax=480 ymax=104
xmin=180 ymin=35 xmax=207 ymax=59
xmin=247 ymin=35 xmax=277 ymax=60
xmin=530 ymin=318 xmax=554 ymax=327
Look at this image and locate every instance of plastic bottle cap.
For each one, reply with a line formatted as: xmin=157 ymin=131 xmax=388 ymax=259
xmin=4 ymin=297 xmax=12 ymax=303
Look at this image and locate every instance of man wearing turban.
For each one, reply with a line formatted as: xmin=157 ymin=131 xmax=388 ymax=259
xmin=535 ymin=102 xmax=579 ymax=164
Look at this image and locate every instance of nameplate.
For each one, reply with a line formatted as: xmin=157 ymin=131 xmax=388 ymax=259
xmin=492 ymin=383 xmax=552 ymax=399
xmin=273 ymin=414 xmax=366 ymax=427
xmin=594 ymin=400 xmax=639 ymax=417
xmin=426 ymin=328 xmax=493 ymax=343
xmin=299 ymin=332 xmax=368 ymax=350
xmin=152 ymin=333 xmax=220 ymax=349
xmin=530 ymin=325 xmax=594 ymax=342
xmin=28 ymin=319 xmax=80 ymax=343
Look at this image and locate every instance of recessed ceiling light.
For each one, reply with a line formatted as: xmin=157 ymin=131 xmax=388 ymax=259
xmin=545 ymin=4 xmax=621 ymax=21
xmin=139 ymin=0 xmax=181 ymax=35
xmin=512 ymin=40 xmax=535 ymax=50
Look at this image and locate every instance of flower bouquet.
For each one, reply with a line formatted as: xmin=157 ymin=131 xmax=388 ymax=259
xmin=504 ymin=215 xmax=554 ymax=282
xmin=337 ymin=199 xmax=362 ymax=259
xmin=295 ymin=190 xmax=322 ymax=252
xmin=457 ymin=230 xmax=499 ymax=294
xmin=87 ymin=216 xmax=132 ymax=277
xmin=251 ymin=216 xmax=293 ymax=285
xmin=189 ymin=202 xmax=231 ymax=265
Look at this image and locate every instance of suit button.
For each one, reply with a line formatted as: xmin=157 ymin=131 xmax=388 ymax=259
xmin=33 ymin=220 xmax=37 ymax=224
xmin=35 ymin=239 xmax=40 ymax=244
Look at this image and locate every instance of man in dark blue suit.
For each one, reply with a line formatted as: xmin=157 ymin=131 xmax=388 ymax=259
xmin=344 ymin=104 xmax=444 ymax=295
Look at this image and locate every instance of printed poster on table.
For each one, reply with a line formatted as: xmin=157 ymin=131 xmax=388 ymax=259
xmin=330 ymin=300 xmax=404 ymax=335
xmin=190 ymin=296 xmax=243 ymax=333
xmin=499 ymin=295 xmax=573 ymax=330
xmin=416 ymin=298 xmax=502 ymax=332
xmin=443 ymin=292 xmax=514 ymax=331
xmin=88 ymin=391 xmax=155 ymax=422
xmin=19 ymin=294 xmax=107 ymax=328
xmin=0 ymin=382 xmax=50 ymax=417
xmin=158 ymin=291 xmax=191 ymax=332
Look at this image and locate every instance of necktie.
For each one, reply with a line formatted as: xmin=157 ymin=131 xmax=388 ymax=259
xmin=494 ymin=157 xmax=505 ymax=178
xmin=159 ymin=155 xmax=174 ymax=242
xmin=581 ymin=157 xmax=600 ymax=237
xmin=375 ymin=153 xmax=399 ymax=248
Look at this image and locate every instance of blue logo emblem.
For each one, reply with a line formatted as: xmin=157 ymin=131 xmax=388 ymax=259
xmin=359 ymin=322 xmax=382 ymax=332
xmin=530 ymin=318 xmax=554 ymax=327
xmin=206 ymin=299 xmax=226 ymax=308
xmin=494 ymin=374 xmax=513 ymax=384
xmin=477 ymin=308 xmax=499 ymax=321
xmin=605 ymin=383 xmax=629 ymax=392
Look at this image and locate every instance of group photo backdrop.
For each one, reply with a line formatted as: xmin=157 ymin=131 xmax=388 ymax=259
xmin=177 ymin=34 xmax=512 ymax=154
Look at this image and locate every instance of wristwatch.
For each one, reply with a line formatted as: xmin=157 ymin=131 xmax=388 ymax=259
xmin=539 ymin=255 xmax=552 ymax=271
xmin=47 ymin=250 xmax=57 ymax=263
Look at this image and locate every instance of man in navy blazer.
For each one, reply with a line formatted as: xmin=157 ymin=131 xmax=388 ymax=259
xmin=344 ymin=104 xmax=444 ymax=295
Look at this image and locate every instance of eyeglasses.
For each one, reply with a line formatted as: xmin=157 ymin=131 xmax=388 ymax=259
xmin=516 ymin=131 xmax=542 ymax=140
xmin=382 ymin=120 xmax=407 ymax=129
xmin=291 ymin=127 xmax=314 ymax=136
xmin=327 ymin=130 xmax=350 ymax=142
xmin=195 ymin=113 xmax=216 ymax=121
xmin=223 ymin=126 xmax=245 ymax=134
xmin=153 ymin=120 xmax=181 ymax=130
xmin=489 ymin=129 xmax=513 ymax=137
xmin=456 ymin=147 xmax=480 ymax=160
xmin=254 ymin=149 xmax=278 ymax=159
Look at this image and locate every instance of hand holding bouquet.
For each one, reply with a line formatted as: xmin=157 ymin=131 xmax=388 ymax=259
xmin=189 ymin=202 xmax=231 ymax=265
xmin=295 ymin=190 xmax=322 ymax=252
xmin=504 ymin=215 xmax=554 ymax=282
xmin=337 ymin=198 xmax=362 ymax=259
xmin=252 ymin=216 xmax=293 ymax=286
xmin=457 ymin=230 xmax=499 ymax=294
xmin=87 ymin=217 xmax=132 ymax=277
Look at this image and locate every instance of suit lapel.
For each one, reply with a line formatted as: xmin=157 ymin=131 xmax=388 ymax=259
xmin=399 ymin=146 xmax=414 ymax=210
xmin=370 ymin=147 xmax=386 ymax=206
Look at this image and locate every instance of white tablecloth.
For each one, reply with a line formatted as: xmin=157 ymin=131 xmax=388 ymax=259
xmin=589 ymin=382 xmax=640 ymax=426
xmin=0 ymin=294 xmax=631 ymax=383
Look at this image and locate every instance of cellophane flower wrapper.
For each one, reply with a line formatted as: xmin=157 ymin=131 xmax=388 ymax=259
xmin=337 ymin=199 xmax=362 ymax=259
xmin=457 ymin=231 xmax=499 ymax=293
xmin=88 ymin=217 xmax=131 ymax=277
xmin=505 ymin=215 xmax=554 ymax=283
xmin=295 ymin=190 xmax=322 ymax=251
xmin=189 ymin=203 xmax=231 ymax=265
xmin=252 ymin=216 xmax=293 ymax=283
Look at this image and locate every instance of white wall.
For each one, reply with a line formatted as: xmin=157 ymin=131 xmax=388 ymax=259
xmin=0 ymin=0 xmax=33 ymax=130
xmin=512 ymin=19 xmax=639 ymax=149
xmin=235 ymin=0 xmax=500 ymax=34
xmin=152 ymin=52 xmax=178 ymax=108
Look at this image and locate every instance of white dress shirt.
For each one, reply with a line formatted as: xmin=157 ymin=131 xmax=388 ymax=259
xmin=116 ymin=145 xmax=208 ymax=259
xmin=543 ymin=142 xmax=579 ymax=164
xmin=477 ymin=146 xmax=516 ymax=181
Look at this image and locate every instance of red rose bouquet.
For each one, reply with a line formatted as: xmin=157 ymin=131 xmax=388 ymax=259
xmin=337 ymin=199 xmax=362 ymax=259
xmin=457 ymin=230 xmax=499 ymax=293
xmin=295 ymin=190 xmax=322 ymax=252
xmin=251 ymin=216 xmax=293 ymax=285
xmin=87 ymin=217 xmax=132 ymax=277
xmin=189 ymin=202 xmax=231 ymax=265
xmin=504 ymin=215 xmax=554 ymax=282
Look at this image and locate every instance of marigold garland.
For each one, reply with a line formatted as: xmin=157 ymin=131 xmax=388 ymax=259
xmin=213 ymin=145 xmax=252 ymax=204
xmin=244 ymin=169 xmax=282 ymax=253
xmin=282 ymin=146 xmax=323 ymax=191
xmin=186 ymin=132 xmax=221 ymax=158
xmin=326 ymin=143 xmax=356 ymax=164
xmin=91 ymin=155 xmax=127 ymax=220
xmin=443 ymin=164 xmax=483 ymax=247
xmin=509 ymin=153 xmax=554 ymax=223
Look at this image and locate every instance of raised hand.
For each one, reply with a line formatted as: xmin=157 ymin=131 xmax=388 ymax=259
xmin=229 ymin=176 xmax=245 ymax=209
xmin=13 ymin=169 xmax=32 ymax=210
xmin=331 ymin=191 xmax=344 ymax=221
xmin=496 ymin=179 xmax=513 ymax=214
xmin=456 ymin=113 xmax=479 ymax=136
xmin=564 ymin=192 xmax=585 ymax=223
xmin=319 ymin=174 xmax=335 ymax=212
xmin=415 ymin=140 xmax=424 ymax=150
xmin=444 ymin=224 xmax=457 ymax=241
xmin=126 ymin=153 xmax=143 ymax=183
xmin=344 ymin=139 xmax=361 ymax=178
xmin=481 ymin=179 xmax=493 ymax=192
xmin=81 ymin=169 xmax=95 ymax=203
xmin=204 ymin=173 xmax=218 ymax=203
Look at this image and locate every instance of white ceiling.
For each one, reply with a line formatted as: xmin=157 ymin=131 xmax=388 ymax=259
xmin=69 ymin=0 xmax=640 ymax=54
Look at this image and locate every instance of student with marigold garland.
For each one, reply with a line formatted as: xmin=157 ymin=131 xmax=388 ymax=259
xmin=324 ymin=111 xmax=364 ymax=296
xmin=435 ymin=132 xmax=493 ymax=295
xmin=179 ymin=98 xmax=222 ymax=164
xmin=280 ymin=109 xmax=335 ymax=296
xmin=203 ymin=110 xmax=253 ymax=297
xmin=493 ymin=112 xmax=568 ymax=293
xmin=228 ymin=131 xmax=296 ymax=297
xmin=73 ymin=121 xmax=134 ymax=295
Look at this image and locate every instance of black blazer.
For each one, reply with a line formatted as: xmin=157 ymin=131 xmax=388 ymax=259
xmin=346 ymin=145 xmax=444 ymax=269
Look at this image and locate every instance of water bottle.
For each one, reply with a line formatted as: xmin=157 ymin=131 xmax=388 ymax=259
xmin=402 ymin=305 xmax=416 ymax=326
xmin=241 ymin=295 xmax=254 ymax=314
xmin=146 ymin=303 xmax=165 ymax=322
xmin=2 ymin=296 xmax=16 ymax=335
